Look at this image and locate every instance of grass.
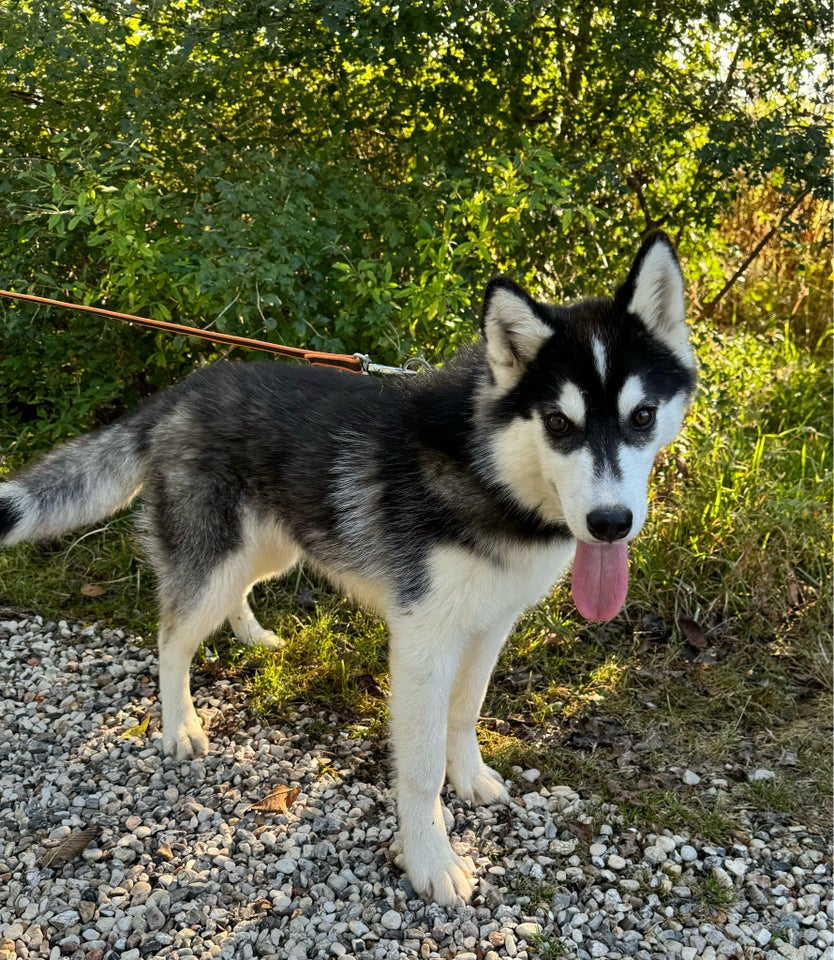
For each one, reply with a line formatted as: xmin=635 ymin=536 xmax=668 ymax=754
xmin=528 ymin=932 xmax=570 ymax=958
xmin=505 ymin=874 xmax=561 ymax=906
xmin=691 ymin=872 xmax=738 ymax=917
xmin=0 ymin=517 xmax=155 ymax=629
xmin=1 ymin=294 xmax=831 ymax=844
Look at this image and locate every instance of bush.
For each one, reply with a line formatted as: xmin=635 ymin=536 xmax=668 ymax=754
xmin=0 ymin=2 xmax=828 ymax=457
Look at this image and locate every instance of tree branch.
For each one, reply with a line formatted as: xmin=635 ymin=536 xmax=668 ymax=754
xmin=703 ymin=185 xmax=814 ymax=314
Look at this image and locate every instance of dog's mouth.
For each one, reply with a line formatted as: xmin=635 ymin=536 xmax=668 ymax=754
xmin=571 ymin=540 xmax=629 ymax=621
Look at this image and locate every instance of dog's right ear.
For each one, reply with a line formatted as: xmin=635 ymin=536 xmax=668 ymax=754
xmin=616 ymin=232 xmax=695 ymax=371
xmin=481 ymin=277 xmax=554 ymax=389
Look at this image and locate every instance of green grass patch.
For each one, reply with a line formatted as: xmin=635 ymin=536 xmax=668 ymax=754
xmin=245 ymin=596 xmax=390 ymax=728
xmin=691 ymin=872 xmax=738 ymax=916
xmin=614 ymin=790 xmax=738 ymax=845
xmin=0 ymin=514 xmax=156 ymax=632
xmin=504 ymin=874 xmax=561 ymax=906
xmin=528 ymin=932 xmax=571 ymax=958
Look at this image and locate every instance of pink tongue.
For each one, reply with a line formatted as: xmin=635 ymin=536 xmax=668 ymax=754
xmin=571 ymin=541 xmax=629 ymax=621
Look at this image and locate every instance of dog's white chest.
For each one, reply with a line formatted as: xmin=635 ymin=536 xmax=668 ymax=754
xmin=416 ymin=538 xmax=576 ymax=630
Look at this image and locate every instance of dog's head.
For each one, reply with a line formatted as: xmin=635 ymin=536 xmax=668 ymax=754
xmin=480 ymin=232 xmax=697 ymax=619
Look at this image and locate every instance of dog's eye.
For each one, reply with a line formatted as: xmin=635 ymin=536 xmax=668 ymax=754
xmin=545 ymin=412 xmax=572 ymax=435
xmin=631 ymin=406 xmax=656 ymax=429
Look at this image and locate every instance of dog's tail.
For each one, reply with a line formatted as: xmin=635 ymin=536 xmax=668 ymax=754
xmin=0 ymin=414 xmax=151 ymax=546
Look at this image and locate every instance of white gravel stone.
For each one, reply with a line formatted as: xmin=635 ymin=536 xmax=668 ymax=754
xmin=380 ymin=909 xmax=402 ymax=931
xmin=712 ymin=866 xmax=735 ymax=889
xmin=726 ymin=857 xmax=750 ymax=878
xmin=644 ymin=844 xmax=667 ymax=864
xmin=654 ymin=835 xmax=677 ymax=854
xmin=0 ymin=615 xmax=829 ymax=960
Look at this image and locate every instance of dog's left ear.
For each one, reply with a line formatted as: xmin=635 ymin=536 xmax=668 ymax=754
xmin=481 ymin=277 xmax=554 ymax=388
xmin=617 ymin=232 xmax=695 ymax=369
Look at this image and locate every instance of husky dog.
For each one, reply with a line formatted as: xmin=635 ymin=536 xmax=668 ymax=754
xmin=0 ymin=232 xmax=696 ymax=904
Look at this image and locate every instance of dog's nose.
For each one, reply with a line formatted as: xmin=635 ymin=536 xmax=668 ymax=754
xmin=586 ymin=506 xmax=633 ymax=542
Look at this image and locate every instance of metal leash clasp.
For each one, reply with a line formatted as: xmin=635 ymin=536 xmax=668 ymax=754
xmin=353 ymin=353 xmax=432 ymax=376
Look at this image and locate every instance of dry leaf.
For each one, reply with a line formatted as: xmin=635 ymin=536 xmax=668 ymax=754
xmin=615 ymin=750 xmax=638 ymax=769
xmin=248 ymin=784 xmax=301 ymax=814
xmin=567 ymin=820 xmax=594 ymax=843
xmin=678 ymin=617 xmax=708 ymax=650
xmin=40 ymin=825 xmax=100 ymax=867
xmin=80 ymin=583 xmax=106 ymax=597
xmin=121 ymin=714 xmax=150 ymax=739
xmin=356 ymin=673 xmax=385 ymax=698
xmin=636 ymin=636 xmax=654 ymax=655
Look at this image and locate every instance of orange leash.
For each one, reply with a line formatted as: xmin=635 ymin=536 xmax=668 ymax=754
xmin=0 ymin=289 xmax=366 ymax=373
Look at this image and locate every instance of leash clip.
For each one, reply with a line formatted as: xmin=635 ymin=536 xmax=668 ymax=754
xmin=353 ymin=353 xmax=431 ymax=376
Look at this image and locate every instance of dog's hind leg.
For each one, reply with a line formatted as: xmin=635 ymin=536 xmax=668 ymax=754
xmin=229 ymin=595 xmax=282 ymax=649
xmin=228 ymin=541 xmax=301 ymax=648
xmin=445 ymin=618 xmax=515 ymax=806
xmin=157 ymin=556 xmax=271 ymax=760
xmin=157 ymin=602 xmax=216 ymax=761
xmin=140 ymin=469 xmax=291 ymax=757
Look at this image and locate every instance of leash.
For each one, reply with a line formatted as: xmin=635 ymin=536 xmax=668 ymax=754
xmin=0 ymin=290 xmax=429 ymax=376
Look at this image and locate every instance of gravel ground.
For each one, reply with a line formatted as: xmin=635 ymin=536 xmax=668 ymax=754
xmin=1 ymin=615 xmax=831 ymax=960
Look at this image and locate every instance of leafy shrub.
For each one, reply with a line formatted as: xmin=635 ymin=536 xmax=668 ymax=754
xmin=0 ymin=1 xmax=828 ymax=458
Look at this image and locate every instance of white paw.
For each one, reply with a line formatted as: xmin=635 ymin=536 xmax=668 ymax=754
xmin=236 ymin=628 xmax=282 ymax=650
xmin=403 ymin=842 xmax=476 ymax=906
xmin=230 ymin=613 xmax=283 ymax=649
xmin=162 ymin=714 xmax=209 ymax=760
xmin=448 ymin=761 xmax=510 ymax=806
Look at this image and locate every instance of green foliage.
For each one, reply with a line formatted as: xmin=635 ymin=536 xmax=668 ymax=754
xmin=638 ymin=322 xmax=831 ymax=633
xmin=0 ymin=1 xmax=829 ymax=455
xmin=692 ymin=872 xmax=738 ymax=913
xmin=248 ymin=602 xmax=389 ymax=723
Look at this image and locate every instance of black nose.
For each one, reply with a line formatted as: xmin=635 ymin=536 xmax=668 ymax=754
xmin=586 ymin=506 xmax=633 ymax=542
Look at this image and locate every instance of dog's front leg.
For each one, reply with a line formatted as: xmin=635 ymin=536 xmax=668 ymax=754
xmin=445 ymin=617 xmax=515 ymax=806
xmin=387 ymin=614 xmax=475 ymax=906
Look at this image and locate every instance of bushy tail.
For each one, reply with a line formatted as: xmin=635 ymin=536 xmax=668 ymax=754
xmin=0 ymin=419 xmax=148 ymax=546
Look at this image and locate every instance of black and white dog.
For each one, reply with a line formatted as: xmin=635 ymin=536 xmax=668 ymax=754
xmin=0 ymin=232 xmax=696 ymax=903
